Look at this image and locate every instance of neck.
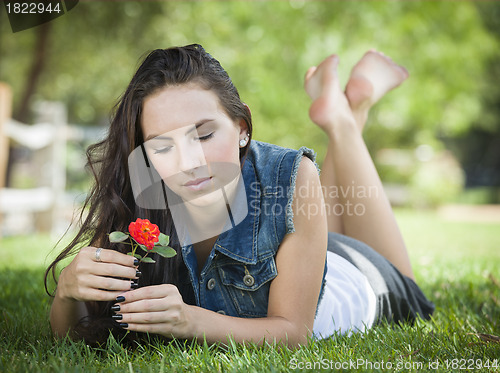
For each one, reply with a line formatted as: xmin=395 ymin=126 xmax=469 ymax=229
xmin=177 ymin=174 xmax=244 ymax=245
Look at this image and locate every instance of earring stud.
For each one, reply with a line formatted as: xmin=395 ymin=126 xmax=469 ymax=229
xmin=239 ymin=134 xmax=249 ymax=148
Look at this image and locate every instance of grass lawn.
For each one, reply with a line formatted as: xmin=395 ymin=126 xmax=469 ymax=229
xmin=0 ymin=208 xmax=499 ymax=372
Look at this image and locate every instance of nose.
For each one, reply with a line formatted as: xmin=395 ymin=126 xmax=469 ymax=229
xmin=177 ymin=141 xmax=206 ymax=173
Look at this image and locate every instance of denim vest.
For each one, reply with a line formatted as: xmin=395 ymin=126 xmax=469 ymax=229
xmin=179 ymin=141 xmax=327 ymax=317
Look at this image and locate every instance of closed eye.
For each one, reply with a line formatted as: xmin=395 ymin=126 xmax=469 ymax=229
xmin=196 ymin=132 xmax=214 ymax=141
xmin=153 ymin=146 xmax=172 ymax=154
xmin=152 ymin=132 xmax=214 ymax=154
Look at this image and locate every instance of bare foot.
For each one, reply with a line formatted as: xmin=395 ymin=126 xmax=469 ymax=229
xmin=304 ymin=55 xmax=356 ymax=137
xmin=345 ymin=50 xmax=409 ymax=131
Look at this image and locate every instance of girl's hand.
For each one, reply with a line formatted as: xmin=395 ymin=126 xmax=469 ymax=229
xmin=57 ymin=246 xmax=139 ymax=303
xmin=113 ymin=284 xmax=193 ymax=339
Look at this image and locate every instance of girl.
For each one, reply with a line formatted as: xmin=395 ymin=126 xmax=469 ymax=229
xmin=45 ymin=44 xmax=434 ymax=347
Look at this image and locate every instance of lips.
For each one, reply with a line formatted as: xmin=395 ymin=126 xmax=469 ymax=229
xmin=184 ymin=177 xmax=211 ymax=186
xmin=183 ymin=177 xmax=212 ymax=191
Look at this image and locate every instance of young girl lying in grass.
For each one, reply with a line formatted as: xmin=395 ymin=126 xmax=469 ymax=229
xmin=45 ymin=44 xmax=434 ymax=347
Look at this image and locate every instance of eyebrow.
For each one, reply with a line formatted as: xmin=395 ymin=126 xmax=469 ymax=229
xmin=144 ymin=119 xmax=214 ymax=142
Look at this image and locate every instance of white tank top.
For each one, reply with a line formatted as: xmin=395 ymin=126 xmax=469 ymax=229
xmin=313 ymin=251 xmax=377 ymax=338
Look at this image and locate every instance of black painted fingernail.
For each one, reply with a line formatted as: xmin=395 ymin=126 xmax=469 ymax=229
xmin=111 ymin=305 xmax=120 ymax=312
xmin=115 ymin=296 xmax=125 ymax=303
xmin=119 ymin=323 xmax=128 ymax=328
xmin=135 ymin=270 xmax=142 ymax=278
xmin=133 ymin=259 xmax=139 ymax=266
xmin=131 ymin=281 xmax=139 ymax=289
xmin=112 ymin=314 xmax=123 ymax=320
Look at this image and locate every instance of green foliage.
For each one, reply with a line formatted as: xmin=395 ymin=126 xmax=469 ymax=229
xmin=2 ymin=2 xmax=500 ymax=202
xmin=409 ymin=152 xmax=465 ymax=207
xmin=154 ymin=245 xmax=176 ymax=259
xmin=1 ymin=2 xmax=498 ymax=154
xmin=457 ymin=187 xmax=500 ymax=205
xmin=108 ymin=231 xmax=129 ymax=243
xmin=158 ymin=233 xmax=169 ymax=247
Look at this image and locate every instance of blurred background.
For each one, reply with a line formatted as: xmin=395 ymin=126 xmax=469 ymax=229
xmin=1 ymin=1 xmax=500 ymax=237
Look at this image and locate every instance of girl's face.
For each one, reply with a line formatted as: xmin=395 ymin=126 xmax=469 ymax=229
xmin=141 ymin=83 xmax=247 ymax=206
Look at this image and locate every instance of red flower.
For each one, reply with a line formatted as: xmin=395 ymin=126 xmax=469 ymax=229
xmin=128 ymin=218 xmax=160 ymax=251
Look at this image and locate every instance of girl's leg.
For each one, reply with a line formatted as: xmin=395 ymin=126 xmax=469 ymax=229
xmin=304 ymin=50 xmax=408 ymax=234
xmin=304 ymin=53 xmax=415 ymax=280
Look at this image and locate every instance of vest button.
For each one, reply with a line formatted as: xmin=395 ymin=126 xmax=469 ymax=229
xmin=207 ymin=278 xmax=216 ymax=290
xmin=243 ymin=274 xmax=255 ymax=287
xmin=217 ymin=310 xmax=226 ymax=315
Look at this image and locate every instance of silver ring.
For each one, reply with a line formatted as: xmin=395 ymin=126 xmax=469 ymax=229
xmin=95 ymin=247 xmax=103 ymax=262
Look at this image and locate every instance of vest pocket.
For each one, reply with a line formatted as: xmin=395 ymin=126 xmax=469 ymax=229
xmin=217 ymin=256 xmax=278 ymax=317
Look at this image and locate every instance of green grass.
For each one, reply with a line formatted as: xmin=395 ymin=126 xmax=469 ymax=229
xmin=1 ymin=208 xmax=499 ymax=372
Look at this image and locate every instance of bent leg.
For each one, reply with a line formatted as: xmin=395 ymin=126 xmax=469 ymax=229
xmin=304 ymin=56 xmax=344 ymax=233
xmin=304 ymin=53 xmax=415 ymax=280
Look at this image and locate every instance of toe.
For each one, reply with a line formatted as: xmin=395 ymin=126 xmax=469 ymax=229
xmin=305 ymin=66 xmax=317 ymax=80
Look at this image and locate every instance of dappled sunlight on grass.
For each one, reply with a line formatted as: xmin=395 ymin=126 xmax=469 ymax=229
xmin=0 ymin=232 xmax=75 ymax=270
xmin=395 ymin=207 xmax=500 ymax=262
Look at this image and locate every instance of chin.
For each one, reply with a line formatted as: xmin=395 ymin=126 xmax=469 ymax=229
xmin=184 ymin=188 xmax=225 ymax=208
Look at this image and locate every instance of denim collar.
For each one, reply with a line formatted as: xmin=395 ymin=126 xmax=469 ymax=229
xmin=213 ymin=156 xmax=260 ymax=264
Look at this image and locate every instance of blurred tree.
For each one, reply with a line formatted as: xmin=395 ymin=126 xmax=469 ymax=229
xmin=443 ymin=2 xmax=500 ymax=195
xmin=0 ymin=1 xmax=498 ymax=196
xmin=14 ymin=22 xmax=51 ymax=123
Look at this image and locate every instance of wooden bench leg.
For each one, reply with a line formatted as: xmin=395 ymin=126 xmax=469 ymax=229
xmin=0 ymin=83 xmax=13 ymax=237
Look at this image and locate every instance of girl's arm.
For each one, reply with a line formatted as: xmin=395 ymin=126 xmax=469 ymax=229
xmin=50 ymin=290 xmax=89 ymax=338
xmin=49 ymin=247 xmax=139 ymax=337
xmin=117 ymin=156 xmax=328 ymax=346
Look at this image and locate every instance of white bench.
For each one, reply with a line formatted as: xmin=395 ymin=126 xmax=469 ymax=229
xmin=0 ymin=83 xmax=67 ymax=236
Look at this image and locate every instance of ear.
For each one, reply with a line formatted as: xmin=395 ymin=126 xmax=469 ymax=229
xmin=238 ymin=118 xmax=248 ymax=137
xmin=238 ymin=103 xmax=251 ymax=136
xmin=243 ymin=103 xmax=252 ymax=117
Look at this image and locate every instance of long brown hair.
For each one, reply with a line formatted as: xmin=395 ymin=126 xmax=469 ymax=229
xmin=44 ymin=44 xmax=253 ymax=345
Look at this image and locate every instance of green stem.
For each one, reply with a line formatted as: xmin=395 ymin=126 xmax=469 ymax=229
xmin=130 ymin=240 xmax=138 ymax=258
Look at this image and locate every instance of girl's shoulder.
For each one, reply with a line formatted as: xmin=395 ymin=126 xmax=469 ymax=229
xmin=246 ymin=140 xmax=318 ymax=172
xmin=243 ymin=140 xmax=320 ymax=235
